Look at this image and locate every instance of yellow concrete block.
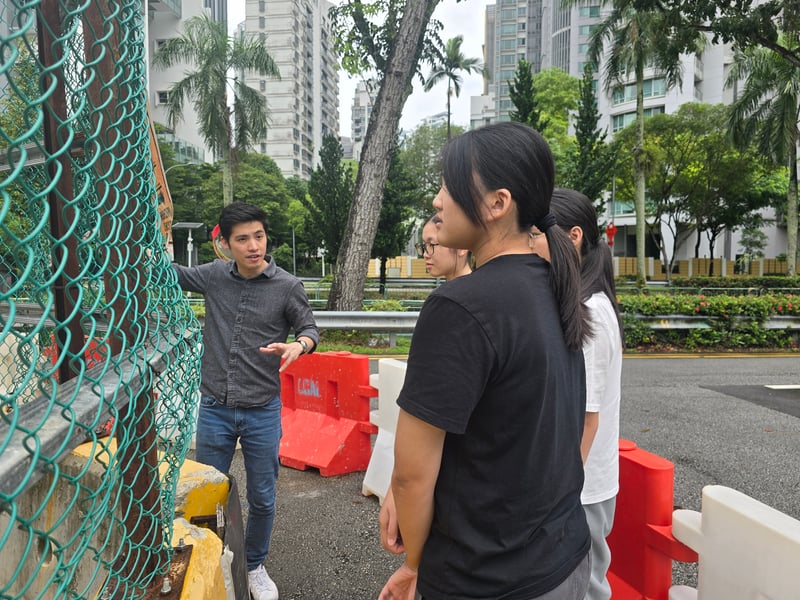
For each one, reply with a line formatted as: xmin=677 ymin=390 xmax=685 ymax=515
xmin=71 ymin=441 xmax=230 ymax=523
xmin=172 ymin=518 xmax=227 ymax=600
xmin=175 ymin=458 xmax=230 ymax=522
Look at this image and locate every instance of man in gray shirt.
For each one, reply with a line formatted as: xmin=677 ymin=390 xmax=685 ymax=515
xmin=173 ymin=202 xmax=318 ymax=600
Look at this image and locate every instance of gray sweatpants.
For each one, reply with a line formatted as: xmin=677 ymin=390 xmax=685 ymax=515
xmin=415 ymin=551 xmax=591 ymax=600
xmin=583 ymin=496 xmax=617 ymax=600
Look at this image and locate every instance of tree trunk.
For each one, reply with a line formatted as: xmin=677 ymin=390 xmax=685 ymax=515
xmin=222 ymin=147 xmax=234 ymax=206
xmin=786 ymin=135 xmax=798 ymax=276
xmin=657 ymin=238 xmax=670 ymax=285
xmin=446 ymin=82 xmax=452 ymax=141
xmin=633 ymin=66 xmax=647 ymax=285
xmin=327 ymin=0 xmax=439 ymax=310
xmin=379 ymin=257 xmax=388 ymax=297
xmin=708 ymin=234 xmax=716 ymax=276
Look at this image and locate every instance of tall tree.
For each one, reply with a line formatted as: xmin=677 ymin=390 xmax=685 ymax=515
xmin=580 ymin=0 xmax=702 ymax=284
xmin=422 ymin=35 xmax=483 ymax=140
xmin=687 ymin=150 xmax=782 ymax=273
xmin=611 ymin=103 xmax=784 ymax=279
xmin=0 ymin=40 xmax=43 ymax=274
xmin=508 ymin=59 xmax=548 ymax=132
xmin=306 ymin=134 xmax=356 ymax=269
xmin=327 ymin=0 xmax=442 ymax=311
xmin=530 ymin=67 xmax=581 ymax=174
xmin=562 ymin=65 xmax=616 ymax=211
xmin=152 ymin=14 xmax=280 ymax=206
xmin=727 ymin=39 xmax=800 ymax=275
xmin=234 ymin=153 xmax=293 ymax=243
xmin=399 ymin=122 xmax=464 ymax=219
xmin=531 ymin=68 xmax=580 ymax=139
xmin=654 ymin=0 xmax=800 ymax=68
xmin=611 ymin=110 xmax=694 ymax=281
xmin=373 ymin=143 xmax=416 ymax=294
xmin=284 ymin=177 xmax=315 ymax=271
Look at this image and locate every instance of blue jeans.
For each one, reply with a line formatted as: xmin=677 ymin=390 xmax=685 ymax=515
xmin=196 ymin=394 xmax=282 ymax=570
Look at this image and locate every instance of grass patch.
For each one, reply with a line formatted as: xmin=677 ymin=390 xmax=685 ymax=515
xmin=316 ymin=330 xmax=412 ymax=355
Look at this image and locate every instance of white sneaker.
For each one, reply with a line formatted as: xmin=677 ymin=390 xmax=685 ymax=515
xmin=248 ymin=565 xmax=279 ymax=600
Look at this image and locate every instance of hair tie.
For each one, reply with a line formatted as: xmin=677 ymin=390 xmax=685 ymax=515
xmin=536 ymin=212 xmax=558 ymax=233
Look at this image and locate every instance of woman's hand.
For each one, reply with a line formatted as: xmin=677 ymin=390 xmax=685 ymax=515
xmin=378 ymin=563 xmax=417 ymax=600
xmin=380 ymin=487 xmax=405 ymax=554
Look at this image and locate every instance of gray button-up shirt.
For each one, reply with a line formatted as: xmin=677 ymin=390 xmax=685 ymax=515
xmin=173 ymin=257 xmax=319 ymax=408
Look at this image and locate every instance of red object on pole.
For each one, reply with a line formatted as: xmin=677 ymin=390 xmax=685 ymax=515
xmin=279 ymin=351 xmax=378 ymax=476
xmin=607 ymin=439 xmax=698 ymax=599
xmin=606 ymin=222 xmax=618 ymax=247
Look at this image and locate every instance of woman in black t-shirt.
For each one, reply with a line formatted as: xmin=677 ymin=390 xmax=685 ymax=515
xmin=379 ymin=122 xmax=591 ymax=600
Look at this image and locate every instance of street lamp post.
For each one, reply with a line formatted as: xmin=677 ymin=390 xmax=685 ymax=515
xmin=163 ymin=163 xmax=186 ymax=177
xmin=292 ymin=226 xmax=297 ymax=275
xmin=172 ymin=222 xmax=204 ymax=267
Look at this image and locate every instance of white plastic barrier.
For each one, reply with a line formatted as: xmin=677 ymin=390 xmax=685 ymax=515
xmin=361 ymin=358 xmax=407 ymax=504
xmin=669 ymin=485 xmax=800 ymax=600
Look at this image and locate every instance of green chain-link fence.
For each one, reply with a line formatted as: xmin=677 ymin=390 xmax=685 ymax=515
xmin=1 ymin=0 xmax=203 ymax=597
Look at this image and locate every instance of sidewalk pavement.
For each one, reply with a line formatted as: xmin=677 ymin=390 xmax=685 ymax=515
xmin=220 ymin=355 xmax=800 ymax=599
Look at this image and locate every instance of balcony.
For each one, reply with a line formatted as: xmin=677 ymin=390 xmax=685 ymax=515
xmin=694 ymin=55 xmax=704 ymax=82
xmin=148 ymin=0 xmax=180 ymax=18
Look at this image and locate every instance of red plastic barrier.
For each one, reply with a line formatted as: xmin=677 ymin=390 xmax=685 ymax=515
xmin=279 ymin=351 xmax=378 ymax=477
xmin=608 ymin=439 xmax=698 ymax=600
xmin=45 ymin=335 xmax=106 ymax=374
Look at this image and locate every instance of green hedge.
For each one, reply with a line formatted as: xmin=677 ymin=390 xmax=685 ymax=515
xmin=619 ymin=275 xmax=800 ymax=290
xmin=618 ymin=293 xmax=800 ymax=318
xmin=188 ymin=290 xmax=800 ymax=353
xmin=619 ymin=293 xmax=800 ymax=351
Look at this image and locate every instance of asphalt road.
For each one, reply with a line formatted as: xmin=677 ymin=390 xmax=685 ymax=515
xmin=220 ymin=355 xmax=800 ymax=599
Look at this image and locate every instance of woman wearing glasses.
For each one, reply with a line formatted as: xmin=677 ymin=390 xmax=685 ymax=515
xmin=416 ymin=215 xmax=472 ymax=282
xmin=380 ymin=122 xmax=590 ymax=600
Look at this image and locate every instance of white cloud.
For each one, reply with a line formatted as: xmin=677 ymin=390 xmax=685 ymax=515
xmin=228 ymin=0 xmax=489 ymax=137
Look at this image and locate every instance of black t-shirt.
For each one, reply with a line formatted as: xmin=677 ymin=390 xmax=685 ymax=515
xmin=398 ymin=254 xmax=589 ymax=600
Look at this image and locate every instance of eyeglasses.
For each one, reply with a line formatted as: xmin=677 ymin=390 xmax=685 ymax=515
xmin=415 ymin=242 xmax=440 ymax=257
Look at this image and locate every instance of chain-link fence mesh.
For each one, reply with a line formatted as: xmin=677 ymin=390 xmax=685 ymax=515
xmin=1 ymin=0 xmax=203 ymax=597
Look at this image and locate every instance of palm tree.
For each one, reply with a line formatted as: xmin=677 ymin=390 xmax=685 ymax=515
xmin=727 ymin=38 xmax=800 ymax=276
xmin=152 ymin=13 xmax=279 ymax=206
xmin=583 ymin=2 xmax=702 ymax=284
xmin=423 ymin=35 xmax=483 ymax=140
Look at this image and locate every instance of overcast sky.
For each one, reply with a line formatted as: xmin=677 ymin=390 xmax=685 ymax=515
xmin=228 ymin=0 xmax=490 ymax=136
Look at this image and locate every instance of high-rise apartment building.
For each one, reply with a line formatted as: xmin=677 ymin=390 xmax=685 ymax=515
xmin=481 ymin=0 xmax=545 ymax=122
xmin=480 ymin=2 xmax=735 ymax=128
xmin=473 ymin=1 xmax=781 ymax=263
xmin=147 ymin=0 xmax=214 ymax=163
xmin=351 ymin=79 xmax=377 ymax=162
xmin=241 ymin=0 xmax=339 ymax=180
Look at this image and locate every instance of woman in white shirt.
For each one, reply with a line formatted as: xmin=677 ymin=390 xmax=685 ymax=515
xmin=530 ymin=188 xmax=623 ymax=600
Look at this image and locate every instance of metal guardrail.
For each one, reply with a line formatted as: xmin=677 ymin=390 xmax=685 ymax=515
xmin=310 ymin=312 xmax=800 ymax=333
xmin=7 ymin=303 xmax=800 ymax=334
xmin=636 ymin=315 xmax=800 ymax=330
xmin=314 ymin=311 xmax=420 ymax=332
xmin=313 ymin=312 xmax=800 ymax=333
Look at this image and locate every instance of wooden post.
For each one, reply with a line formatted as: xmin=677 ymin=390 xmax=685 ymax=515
xmin=81 ymin=0 xmax=165 ymax=584
xmin=37 ymin=0 xmax=87 ymax=384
